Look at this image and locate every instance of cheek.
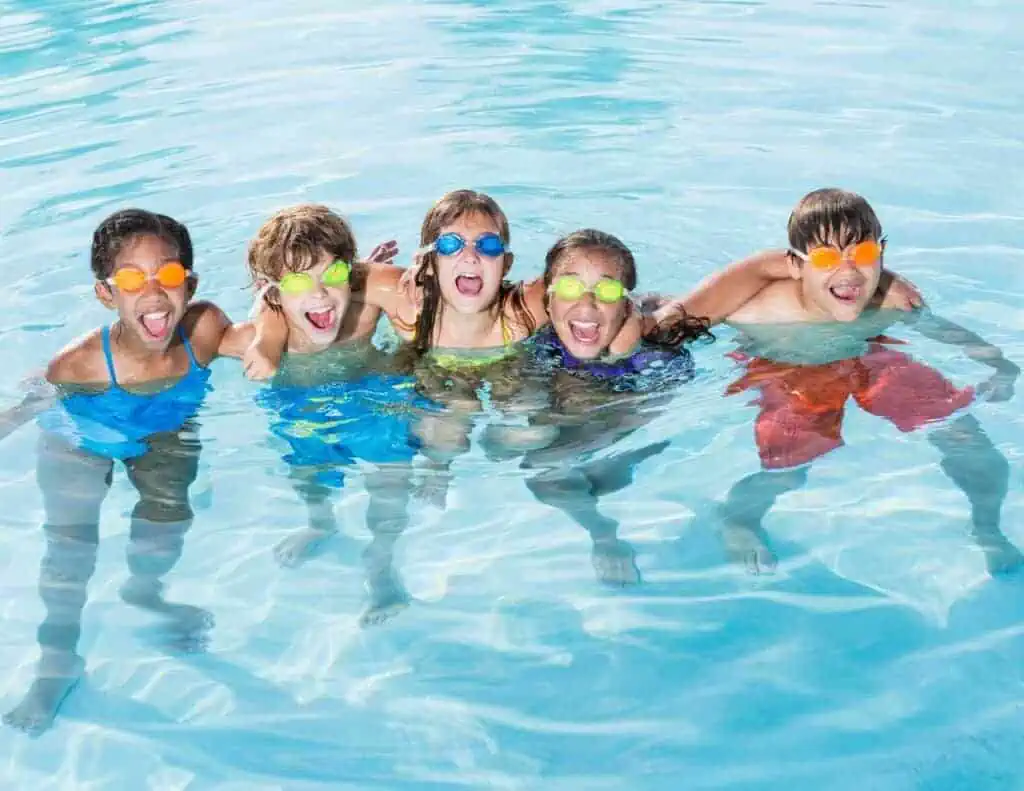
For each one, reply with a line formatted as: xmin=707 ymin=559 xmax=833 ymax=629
xmin=435 ymin=257 xmax=457 ymax=281
xmin=607 ymin=303 xmax=627 ymax=327
xmin=803 ymin=269 xmax=831 ymax=293
xmin=329 ymin=288 xmax=352 ymax=312
xmin=548 ymin=299 xmax=571 ymax=325
xmin=278 ymin=294 xmax=306 ymax=319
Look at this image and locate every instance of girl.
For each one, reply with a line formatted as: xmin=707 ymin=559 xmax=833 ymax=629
xmin=0 ymin=208 xmax=265 ymax=735
xmin=518 ymin=229 xmax=713 ymax=585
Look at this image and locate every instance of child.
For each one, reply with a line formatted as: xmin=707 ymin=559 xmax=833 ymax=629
xmin=241 ymin=204 xmax=422 ymax=626
xmin=518 ymin=229 xmax=714 ymax=584
xmin=1 ymin=208 xmax=259 ymax=736
xmin=708 ymin=188 xmax=1021 ymax=575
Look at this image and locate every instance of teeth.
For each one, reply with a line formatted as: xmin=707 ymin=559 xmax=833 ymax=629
xmin=572 ymin=321 xmax=598 ymax=329
xmin=143 ymin=312 xmax=168 ymax=320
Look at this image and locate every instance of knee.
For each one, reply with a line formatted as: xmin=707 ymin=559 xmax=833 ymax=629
xmin=133 ymin=496 xmax=194 ymax=524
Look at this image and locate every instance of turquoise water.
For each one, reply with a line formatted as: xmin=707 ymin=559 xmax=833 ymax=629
xmin=2 ymin=0 xmax=1024 ymax=787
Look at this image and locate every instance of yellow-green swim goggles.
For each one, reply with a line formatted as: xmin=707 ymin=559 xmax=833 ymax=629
xmin=548 ymin=275 xmax=629 ymax=304
xmin=264 ymin=260 xmax=352 ymax=296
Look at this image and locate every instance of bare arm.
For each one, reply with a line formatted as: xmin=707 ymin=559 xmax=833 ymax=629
xmin=0 ymin=375 xmax=56 ymax=443
xmin=217 ymin=321 xmax=257 ymax=359
xmin=908 ymin=309 xmax=1020 ymax=401
xmin=651 ymin=249 xmax=792 ymax=328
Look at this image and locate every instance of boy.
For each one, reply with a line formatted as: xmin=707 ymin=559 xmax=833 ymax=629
xmin=241 ymin=204 xmax=421 ymax=627
xmin=711 ymin=188 xmax=1021 ymax=576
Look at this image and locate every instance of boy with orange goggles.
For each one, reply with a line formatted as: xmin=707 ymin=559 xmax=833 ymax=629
xmin=694 ymin=188 xmax=1020 ymax=577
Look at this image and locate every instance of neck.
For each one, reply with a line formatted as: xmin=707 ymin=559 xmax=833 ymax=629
xmin=287 ymin=330 xmax=332 ymax=355
xmin=434 ymin=302 xmax=504 ymax=348
xmin=110 ymin=321 xmax=174 ymax=359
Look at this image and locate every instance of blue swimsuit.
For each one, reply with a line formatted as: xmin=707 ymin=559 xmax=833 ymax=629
xmin=256 ymin=374 xmax=425 ymax=488
xmin=37 ymin=325 xmax=212 ymax=460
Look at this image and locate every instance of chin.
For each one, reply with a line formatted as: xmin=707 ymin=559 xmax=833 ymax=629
xmin=566 ymin=341 xmax=604 ymax=360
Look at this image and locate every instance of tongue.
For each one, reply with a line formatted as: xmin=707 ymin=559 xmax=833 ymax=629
xmin=831 ymin=285 xmax=860 ymax=302
xmin=140 ymin=313 xmax=170 ymax=339
xmin=570 ymin=322 xmax=600 ymax=344
xmin=306 ymin=309 xmax=335 ymax=330
xmin=455 ymin=275 xmax=483 ymax=296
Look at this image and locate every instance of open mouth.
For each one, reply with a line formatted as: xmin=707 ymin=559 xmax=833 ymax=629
xmin=455 ymin=274 xmax=483 ymax=296
xmin=569 ymin=320 xmax=600 ymax=345
xmin=138 ymin=311 xmax=172 ymax=340
xmin=829 ymin=284 xmax=862 ymax=304
xmin=305 ymin=307 xmax=337 ymax=332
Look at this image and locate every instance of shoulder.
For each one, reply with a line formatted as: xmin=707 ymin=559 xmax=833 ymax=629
xmin=874 ymin=271 xmax=921 ymax=314
xmin=181 ymin=300 xmax=231 ymax=364
xmin=46 ymin=328 xmax=108 ymax=385
xmin=499 ymin=278 xmax=547 ymax=340
xmin=726 ymin=280 xmax=803 ymax=324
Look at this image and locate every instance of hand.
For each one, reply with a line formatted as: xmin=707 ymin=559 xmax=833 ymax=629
xmin=398 ymin=249 xmax=428 ymax=295
xmin=633 ymin=292 xmax=668 ymax=316
xmin=977 ymin=367 xmax=1018 ymax=403
xmin=362 ymin=239 xmax=399 ymax=266
xmin=884 ymin=272 xmax=925 ymax=310
xmin=242 ymin=342 xmax=278 ymax=381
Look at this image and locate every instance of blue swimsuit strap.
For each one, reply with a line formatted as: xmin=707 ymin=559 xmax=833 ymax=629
xmin=101 ymin=323 xmax=201 ymax=389
xmin=179 ymin=325 xmax=200 ymax=370
xmin=101 ymin=326 xmax=121 ymax=388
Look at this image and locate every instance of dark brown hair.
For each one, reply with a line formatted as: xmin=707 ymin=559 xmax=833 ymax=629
xmin=544 ymin=228 xmax=713 ymax=348
xmin=91 ymin=209 xmax=192 ymax=280
xmin=787 ymin=187 xmax=884 ymax=254
xmin=404 ymin=189 xmax=534 ymax=354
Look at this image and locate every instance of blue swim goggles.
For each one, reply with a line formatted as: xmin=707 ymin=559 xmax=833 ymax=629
xmin=418 ymin=232 xmax=509 ymax=258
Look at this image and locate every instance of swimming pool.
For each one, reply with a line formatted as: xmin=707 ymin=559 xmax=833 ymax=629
xmin=2 ymin=0 xmax=1023 ymax=787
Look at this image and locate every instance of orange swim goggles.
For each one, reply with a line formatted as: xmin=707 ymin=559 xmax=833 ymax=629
xmin=790 ymin=239 xmax=884 ymax=270
xmin=105 ymin=261 xmax=189 ymax=292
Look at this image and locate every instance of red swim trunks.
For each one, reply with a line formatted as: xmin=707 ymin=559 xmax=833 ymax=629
xmin=726 ymin=337 xmax=975 ymax=470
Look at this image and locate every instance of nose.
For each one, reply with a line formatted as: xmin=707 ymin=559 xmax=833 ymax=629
xmin=836 ymin=258 xmax=862 ymax=278
xmin=139 ymin=276 xmax=164 ymax=298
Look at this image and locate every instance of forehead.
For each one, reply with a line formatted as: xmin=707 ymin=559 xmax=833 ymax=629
xmin=808 ymin=225 xmax=878 ymax=249
xmin=441 ymin=210 xmax=500 ymax=236
xmin=283 ymin=248 xmax=335 ymax=273
xmin=113 ymin=233 xmax=178 ymax=268
xmin=553 ymin=247 xmax=623 ymax=278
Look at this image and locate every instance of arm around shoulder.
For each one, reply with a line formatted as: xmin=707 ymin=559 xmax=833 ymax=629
xmin=653 ymin=249 xmax=792 ymax=327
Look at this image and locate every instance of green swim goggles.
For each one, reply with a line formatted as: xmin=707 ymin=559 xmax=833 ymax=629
xmin=548 ymin=275 xmax=629 ymax=303
xmin=271 ymin=260 xmax=351 ymax=295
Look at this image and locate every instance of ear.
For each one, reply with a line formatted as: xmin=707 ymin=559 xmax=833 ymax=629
xmin=503 ymin=253 xmax=515 ymax=276
xmin=94 ymin=281 xmax=117 ymax=310
xmin=186 ymin=273 xmax=199 ymax=299
xmin=786 ymin=252 xmax=803 ymax=281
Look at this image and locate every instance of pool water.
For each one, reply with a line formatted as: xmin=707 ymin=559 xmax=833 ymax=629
xmin=2 ymin=0 xmax=1023 ymax=787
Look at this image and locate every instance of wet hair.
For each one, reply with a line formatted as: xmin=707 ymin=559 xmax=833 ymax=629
xmin=403 ymin=189 xmax=533 ymax=355
xmin=247 ymin=203 xmax=359 ymax=308
xmin=543 ymin=228 xmax=713 ymax=348
xmin=91 ymin=208 xmax=193 ymax=281
xmin=787 ymin=187 xmax=884 ymax=254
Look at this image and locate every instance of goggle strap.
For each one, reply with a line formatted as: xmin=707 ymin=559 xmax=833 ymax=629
xmin=249 ymin=282 xmax=276 ymax=319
